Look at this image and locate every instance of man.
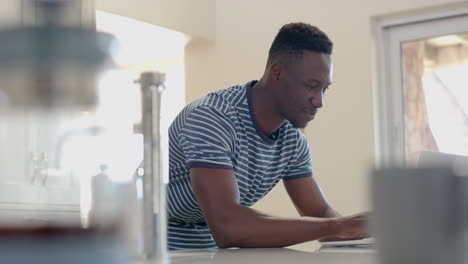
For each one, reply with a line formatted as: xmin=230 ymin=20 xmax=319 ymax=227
xmin=167 ymin=22 xmax=367 ymax=250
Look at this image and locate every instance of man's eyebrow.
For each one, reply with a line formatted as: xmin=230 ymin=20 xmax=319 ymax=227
xmin=305 ymin=79 xmax=332 ymax=87
xmin=305 ymin=79 xmax=322 ymax=85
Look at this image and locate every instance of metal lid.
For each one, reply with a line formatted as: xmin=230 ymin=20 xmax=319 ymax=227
xmin=0 ymin=0 xmax=117 ymax=110
xmin=0 ymin=25 xmax=116 ymax=68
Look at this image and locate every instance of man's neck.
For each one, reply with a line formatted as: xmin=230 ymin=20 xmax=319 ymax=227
xmin=250 ymin=78 xmax=285 ymax=137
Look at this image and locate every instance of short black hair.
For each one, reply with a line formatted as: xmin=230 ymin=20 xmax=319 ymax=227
xmin=268 ymin=23 xmax=333 ymax=64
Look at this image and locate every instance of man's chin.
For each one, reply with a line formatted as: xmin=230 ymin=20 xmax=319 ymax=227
xmin=289 ymin=120 xmax=310 ymax=129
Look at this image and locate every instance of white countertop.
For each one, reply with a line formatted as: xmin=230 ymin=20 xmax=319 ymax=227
xmin=164 ymin=247 xmax=377 ymax=264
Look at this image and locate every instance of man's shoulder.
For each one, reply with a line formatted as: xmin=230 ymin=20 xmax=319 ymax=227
xmin=207 ymin=82 xmax=249 ymax=105
xmin=187 ymin=81 xmax=251 ymax=113
xmin=216 ymin=82 xmax=247 ymax=95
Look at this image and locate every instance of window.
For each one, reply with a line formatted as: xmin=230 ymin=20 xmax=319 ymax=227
xmin=373 ymin=6 xmax=468 ymax=166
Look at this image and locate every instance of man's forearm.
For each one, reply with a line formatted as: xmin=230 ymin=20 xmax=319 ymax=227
xmin=208 ymin=204 xmax=342 ymax=248
xmin=322 ymin=206 xmax=342 ymax=218
xmin=190 ymin=169 xmax=366 ymax=248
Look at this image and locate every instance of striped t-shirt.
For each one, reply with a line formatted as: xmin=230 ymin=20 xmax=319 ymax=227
xmin=167 ymin=80 xmax=313 ymax=249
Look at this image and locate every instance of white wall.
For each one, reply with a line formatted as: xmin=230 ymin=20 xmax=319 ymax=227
xmin=0 ymin=0 xmax=21 ymax=26
xmin=95 ymin=0 xmax=215 ymax=42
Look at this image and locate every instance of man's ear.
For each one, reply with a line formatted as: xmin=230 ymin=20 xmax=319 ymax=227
xmin=270 ymin=62 xmax=282 ymax=81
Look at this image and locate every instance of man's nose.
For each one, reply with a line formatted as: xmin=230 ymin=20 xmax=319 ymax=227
xmin=311 ymin=92 xmax=324 ymax=108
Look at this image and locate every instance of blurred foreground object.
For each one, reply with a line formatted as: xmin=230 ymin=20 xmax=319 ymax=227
xmin=0 ymin=0 xmax=115 ymax=109
xmin=371 ymin=166 xmax=468 ymax=264
xmin=136 ymin=72 xmax=169 ymax=261
xmin=0 ymin=1 xmax=132 ymax=263
xmin=0 ymin=227 xmax=126 ymax=264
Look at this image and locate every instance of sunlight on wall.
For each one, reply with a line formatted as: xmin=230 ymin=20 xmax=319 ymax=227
xmin=59 ymin=11 xmax=189 ymax=220
xmin=95 ymin=10 xmax=189 ymax=131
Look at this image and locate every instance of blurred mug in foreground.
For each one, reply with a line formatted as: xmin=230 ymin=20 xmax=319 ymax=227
xmin=371 ymin=167 xmax=468 ymax=264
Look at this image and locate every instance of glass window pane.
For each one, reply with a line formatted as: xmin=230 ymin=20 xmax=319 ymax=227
xmin=401 ymin=33 xmax=468 ymax=164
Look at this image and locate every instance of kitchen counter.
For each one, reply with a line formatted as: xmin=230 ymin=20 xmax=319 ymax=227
xmin=149 ymin=247 xmax=377 ymax=264
xmin=0 ymin=233 xmax=377 ymax=264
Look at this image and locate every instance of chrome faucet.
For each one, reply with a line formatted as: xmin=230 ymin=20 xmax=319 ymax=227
xmin=29 ymin=152 xmax=48 ymax=186
xmin=136 ymin=72 xmax=168 ymax=261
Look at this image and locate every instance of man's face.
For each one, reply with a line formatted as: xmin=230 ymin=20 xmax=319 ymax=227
xmin=274 ymin=51 xmax=333 ymax=129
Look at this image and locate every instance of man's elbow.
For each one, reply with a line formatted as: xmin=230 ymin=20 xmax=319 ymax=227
xmin=215 ymin=237 xmax=233 ymax=249
xmin=209 ymin=218 xmax=242 ymax=248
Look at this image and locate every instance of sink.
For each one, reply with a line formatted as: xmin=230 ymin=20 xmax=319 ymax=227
xmin=0 ymin=183 xmax=80 ymax=226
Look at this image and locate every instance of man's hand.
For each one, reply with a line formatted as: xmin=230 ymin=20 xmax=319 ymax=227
xmin=320 ymin=212 xmax=369 ymax=242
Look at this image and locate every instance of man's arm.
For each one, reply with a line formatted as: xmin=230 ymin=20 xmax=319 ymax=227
xmin=284 ymin=176 xmax=368 ymax=241
xmin=283 ymin=176 xmax=341 ymax=218
xmin=190 ymin=167 xmax=367 ymax=248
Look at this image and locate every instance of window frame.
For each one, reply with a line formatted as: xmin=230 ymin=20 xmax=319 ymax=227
xmin=371 ymin=3 xmax=468 ymax=167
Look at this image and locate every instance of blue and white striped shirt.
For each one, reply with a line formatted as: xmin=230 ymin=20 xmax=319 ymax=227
xmin=167 ymin=80 xmax=313 ymax=249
